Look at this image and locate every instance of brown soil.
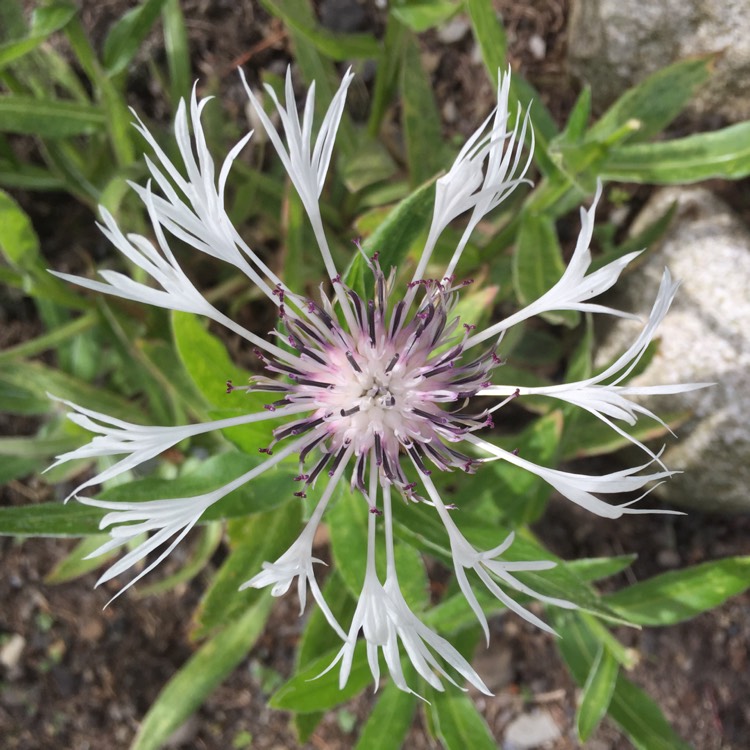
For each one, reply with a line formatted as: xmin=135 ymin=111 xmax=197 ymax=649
xmin=2 ymin=1 xmax=749 ymax=749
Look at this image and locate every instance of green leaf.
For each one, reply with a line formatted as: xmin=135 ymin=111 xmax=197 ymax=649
xmin=560 ymin=86 xmax=591 ymax=143
xmin=565 ymin=314 xmax=593 ymax=381
xmin=344 ymin=177 xmax=436 ymax=297
xmin=551 ymin=611 xmax=691 ymax=750
xmin=464 ymin=0 xmax=505 ymax=65
xmin=194 ymin=501 xmax=301 ymax=637
xmin=136 ymin=521 xmax=223 ymax=596
xmin=362 ymin=177 xmax=436 ymax=272
xmin=325 ymin=490 xmax=367 ymax=600
xmin=161 ymin=0 xmax=190 ymax=106
xmin=102 ymin=0 xmax=170 ymax=76
xmin=428 ymin=689 xmax=496 ymax=749
xmin=422 ymin=586 xmax=497 ymax=634
xmin=270 ymin=641 xmax=372 ymax=713
xmin=0 ymin=95 xmax=105 ymax=136
xmin=0 ymin=501 xmax=104 ymax=537
xmin=354 ymin=679 xmax=417 ymax=750
xmin=400 ymin=32 xmax=449 ymax=186
xmin=579 ymin=611 xmax=639 ymax=669
xmin=367 ymin=16 xmax=406 ymax=135
xmin=604 ymin=557 xmax=750 ymax=626
xmin=513 ymin=211 xmax=579 ymax=328
xmin=565 ymin=555 xmax=636 ymax=583
xmin=329 ymin=484 xmax=429 ymax=612
xmin=454 ymin=272 xmax=499 ymax=320
xmin=0 ymin=434 xmax=79 ymax=459
xmin=44 ymin=534 xmax=115 ymax=583
xmin=480 ymin=412 xmax=562 ymax=525
xmin=0 ymin=188 xmax=39 ymax=268
xmin=589 ymin=56 xmax=714 ymax=144
xmin=610 ymin=673 xmax=692 ymax=750
xmin=577 ymin=644 xmax=618 ymax=741
xmin=0 ymin=2 xmax=77 ymax=68
xmin=0 ymin=360 xmax=138 ymax=419
xmin=131 ymin=593 xmax=273 ymax=750
xmin=0 ymin=161 xmax=66 ymax=190
xmin=171 ymin=312 xmax=273 ymax=452
xmin=600 ymin=122 xmax=750 ymax=184
xmin=0 ymin=0 xmax=27 ymax=42
xmin=281 ymin=183 xmax=318 ymax=293
xmin=391 ymin=1 xmax=459 ymax=32
xmin=340 ymin=136 xmax=397 ymax=193
xmin=0 ymin=455 xmax=39 ymax=483
xmin=171 ymin=313 xmax=250 ymax=407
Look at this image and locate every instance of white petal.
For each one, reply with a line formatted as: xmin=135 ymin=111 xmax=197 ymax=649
xmin=467 ymin=182 xmax=643 ymax=349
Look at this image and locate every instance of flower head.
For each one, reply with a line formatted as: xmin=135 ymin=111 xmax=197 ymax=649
xmin=50 ymin=67 xmax=702 ymax=694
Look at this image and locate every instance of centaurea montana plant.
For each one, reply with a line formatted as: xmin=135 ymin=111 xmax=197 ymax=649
xmin=49 ymin=68 xmax=702 ymax=696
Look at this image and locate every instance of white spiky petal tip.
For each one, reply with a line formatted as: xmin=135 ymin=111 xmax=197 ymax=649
xmin=49 ymin=66 xmax=706 ymax=695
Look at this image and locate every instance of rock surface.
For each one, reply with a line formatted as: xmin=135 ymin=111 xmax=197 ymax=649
xmin=503 ymin=709 xmax=561 ymax=749
xmin=568 ymin=0 xmax=750 ymax=122
xmin=598 ymin=187 xmax=750 ymax=512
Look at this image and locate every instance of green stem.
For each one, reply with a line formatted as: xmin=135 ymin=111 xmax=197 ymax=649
xmin=0 ymin=312 xmax=97 ymax=365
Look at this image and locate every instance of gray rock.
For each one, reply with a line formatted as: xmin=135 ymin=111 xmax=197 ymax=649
xmin=503 ymin=709 xmax=561 ymax=749
xmin=598 ymin=187 xmax=750 ymax=512
xmin=319 ymin=0 xmax=367 ymax=33
xmin=0 ymin=633 xmax=25 ymax=671
xmin=568 ymin=0 xmax=750 ymax=122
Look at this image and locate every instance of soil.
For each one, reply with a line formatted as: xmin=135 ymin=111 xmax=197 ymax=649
xmin=2 ymin=1 xmax=749 ymax=749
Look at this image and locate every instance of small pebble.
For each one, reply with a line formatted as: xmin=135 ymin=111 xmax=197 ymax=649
xmin=658 ymin=549 xmax=681 ymax=568
xmin=504 ymin=709 xmax=561 ymax=749
xmin=0 ymin=633 xmax=26 ymax=670
xmin=437 ymin=16 xmax=471 ymax=45
xmin=528 ymin=34 xmax=546 ymax=60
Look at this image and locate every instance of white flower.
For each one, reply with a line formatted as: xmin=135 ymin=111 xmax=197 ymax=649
xmin=47 ymin=396 xmax=311 ymax=500
xmin=478 ymin=269 xmax=711 ymax=460
xmin=239 ymin=66 xmax=355 ymax=326
xmin=240 ymin=450 xmax=352 ymax=640
xmin=420 ymin=473 xmax=576 ymax=641
xmin=239 ymin=66 xmax=353 ymax=219
xmin=414 ymin=69 xmax=533 ymax=285
xmin=323 ymin=481 xmax=490 ymax=696
xmin=80 ymin=438 xmax=302 ymax=602
xmin=467 ymin=434 xmax=679 ymax=519
xmin=49 ymin=66 xmax=701 ymax=694
xmin=466 ymin=181 xmax=642 ymax=349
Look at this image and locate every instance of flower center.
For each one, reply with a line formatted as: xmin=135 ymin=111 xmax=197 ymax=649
xmin=363 ymin=379 xmax=396 ymax=409
xmin=245 ymin=257 xmax=501 ymax=502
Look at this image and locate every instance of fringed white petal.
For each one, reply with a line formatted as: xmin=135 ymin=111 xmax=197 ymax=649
xmin=420 ymin=473 xmax=574 ymax=644
xmin=239 ymin=65 xmax=356 ymax=328
xmin=130 ymin=87 xmax=284 ymax=302
xmin=414 ymin=67 xmax=534 ymax=285
xmin=76 ymin=439 xmax=302 ymax=602
xmin=479 ymin=270 xmax=712 ymax=458
xmin=467 ymin=181 xmax=642 ymax=349
xmin=467 ymin=434 xmax=683 ymax=518
xmin=323 ymin=483 xmax=490 ymax=697
xmin=47 ymin=397 xmax=313 ymax=500
xmin=240 ymin=449 xmax=352 ymax=640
